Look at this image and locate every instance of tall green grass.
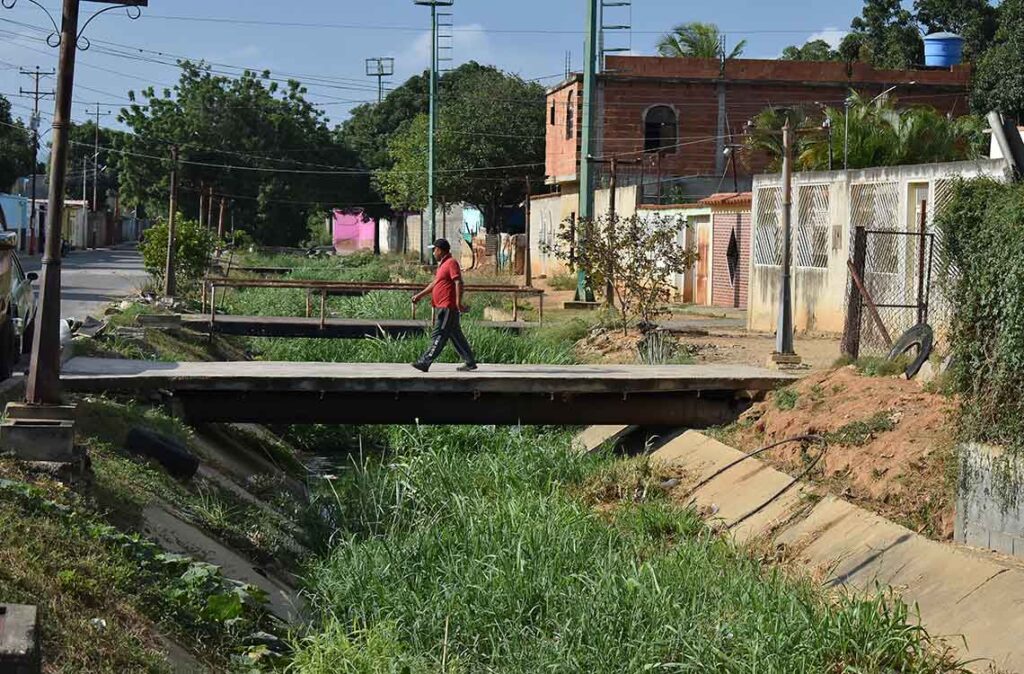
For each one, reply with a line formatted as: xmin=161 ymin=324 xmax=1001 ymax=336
xmin=290 ymin=426 xmax=959 ymax=673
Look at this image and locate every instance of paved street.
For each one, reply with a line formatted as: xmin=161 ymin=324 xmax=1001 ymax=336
xmin=22 ymin=245 xmax=148 ymax=321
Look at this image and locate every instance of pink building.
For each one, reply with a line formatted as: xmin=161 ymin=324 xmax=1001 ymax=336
xmin=332 ymin=209 xmax=376 ymax=253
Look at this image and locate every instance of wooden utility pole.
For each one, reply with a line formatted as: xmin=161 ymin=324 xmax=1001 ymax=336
xmin=524 ymin=176 xmax=533 ymax=287
xmin=89 ymin=103 xmax=111 ymax=212
xmin=20 ymin=66 xmax=54 ymax=255
xmin=198 ymin=180 xmax=205 ymax=228
xmin=606 ymin=156 xmax=617 ymax=307
xmin=164 ymin=145 xmax=179 ymax=297
xmin=206 ymin=185 xmax=214 ymax=230
xmin=217 ymin=196 xmax=226 ymax=240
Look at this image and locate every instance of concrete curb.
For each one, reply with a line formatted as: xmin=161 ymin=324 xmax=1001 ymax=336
xmin=574 ymin=427 xmax=1024 ymax=672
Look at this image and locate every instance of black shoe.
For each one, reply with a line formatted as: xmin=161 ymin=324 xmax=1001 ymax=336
xmin=457 ymin=363 xmax=478 ymax=372
xmin=411 ymin=362 xmax=430 ymax=372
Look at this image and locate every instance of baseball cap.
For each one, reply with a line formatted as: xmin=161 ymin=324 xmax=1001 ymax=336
xmin=428 ymin=238 xmax=451 ymax=252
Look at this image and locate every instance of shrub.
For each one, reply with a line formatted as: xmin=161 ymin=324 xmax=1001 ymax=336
xmin=936 ymin=178 xmax=1024 ymax=454
xmin=140 ymin=216 xmax=217 ymax=291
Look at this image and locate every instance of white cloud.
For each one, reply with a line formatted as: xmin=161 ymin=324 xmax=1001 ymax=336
xmin=806 ymin=27 xmax=849 ymax=49
xmin=399 ymin=23 xmax=494 ymax=77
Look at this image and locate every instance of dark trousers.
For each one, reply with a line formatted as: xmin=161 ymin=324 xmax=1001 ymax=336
xmin=418 ymin=307 xmax=476 ymax=366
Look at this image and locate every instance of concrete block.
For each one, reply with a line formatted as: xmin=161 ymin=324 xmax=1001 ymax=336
xmin=0 ymin=604 xmax=40 ymax=674
xmin=955 ymin=442 xmax=1024 ymax=560
xmin=0 ymin=420 xmax=77 ymax=463
xmin=4 ymin=403 xmax=77 ymax=423
xmin=572 ymin=425 xmax=632 ymax=454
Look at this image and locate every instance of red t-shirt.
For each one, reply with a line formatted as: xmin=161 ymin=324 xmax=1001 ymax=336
xmin=431 ymin=255 xmax=462 ymax=308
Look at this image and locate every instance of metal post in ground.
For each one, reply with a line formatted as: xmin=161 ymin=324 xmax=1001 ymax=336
xmin=606 ymin=156 xmax=617 ymax=308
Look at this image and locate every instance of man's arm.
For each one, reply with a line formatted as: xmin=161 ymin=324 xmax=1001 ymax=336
xmin=455 ymin=278 xmax=466 ymax=311
xmin=412 ymin=279 xmax=436 ymax=304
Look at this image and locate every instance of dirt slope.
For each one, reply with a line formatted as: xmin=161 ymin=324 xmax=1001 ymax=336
xmin=722 ymin=366 xmax=957 ymax=540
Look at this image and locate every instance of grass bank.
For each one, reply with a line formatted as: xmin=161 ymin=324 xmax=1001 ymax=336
xmin=290 ymin=425 xmax=960 ymax=673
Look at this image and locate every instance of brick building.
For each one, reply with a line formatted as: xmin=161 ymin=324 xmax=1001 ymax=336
xmin=545 ymin=55 xmax=971 ymax=201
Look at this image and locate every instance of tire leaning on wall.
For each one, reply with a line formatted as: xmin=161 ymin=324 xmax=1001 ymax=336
xmin=887 ymin=324 xmax=934 ymax=379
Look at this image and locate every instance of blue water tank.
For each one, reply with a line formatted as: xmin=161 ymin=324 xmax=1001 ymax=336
xmin=924 ymin=32 xmax=965 ymax=67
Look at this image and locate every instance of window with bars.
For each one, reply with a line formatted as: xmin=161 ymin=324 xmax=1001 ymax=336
xmin=796 ymin=184 xmax=830 ymax=268
xmin=753 ymin=186 xmax=783 ymax=266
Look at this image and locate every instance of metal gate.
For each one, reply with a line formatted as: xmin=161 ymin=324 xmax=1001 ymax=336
xmin=845 ymin=227 xmax=936 ymax=357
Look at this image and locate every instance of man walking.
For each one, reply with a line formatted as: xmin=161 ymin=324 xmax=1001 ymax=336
xmin=411 ymin=238 xmax=478 ymax=372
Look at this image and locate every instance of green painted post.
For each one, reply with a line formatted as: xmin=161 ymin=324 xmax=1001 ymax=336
xmin=575 ymin=0 xmax=599 ymax=302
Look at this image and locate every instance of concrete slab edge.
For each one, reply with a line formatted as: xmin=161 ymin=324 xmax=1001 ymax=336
xmin=644 ymin=429 xmax=1024 ymax=673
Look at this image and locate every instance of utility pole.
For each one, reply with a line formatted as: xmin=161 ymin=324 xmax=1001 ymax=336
xmin=164 ymin=145 xmax=179 ymax=297
xmin=198 ymin=180 xmax=205 ymax=228
xmin=606 ymin=156 xmax=617 ymax=307
xmin=20 ymin=67 xmax=54 ymax=256
xmin=414 ymin=0 xmax=453 ymax=258
xmin=217 ymin=196 xmax=226 ymax=240
xmin=15 ymin=0 xmax=150 ymax=417
xmin=365 ymin=57 xmax=394 ymax=104
xmin=87 ymin=103 xmax=111 ymax=212
xmin=524 ymin=176 xmax=532 ymax=287
xmin=575 ymin=0 xmax=600 ymax=302
xmin=206 ymin=185 xmax=214 ymax=229
xmin=26 ymin=0 xmax=81 ymax=406
xmin=773 ymin=120 xmax=797 ymax=363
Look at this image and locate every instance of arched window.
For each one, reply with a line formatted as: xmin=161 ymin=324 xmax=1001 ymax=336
xmin=566 ymin=91 xmax=575 ymax=140
xmin=644 ymin=105 xmax=678 ymax=153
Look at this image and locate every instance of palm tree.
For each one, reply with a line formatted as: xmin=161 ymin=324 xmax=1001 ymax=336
xmin=745 ymin=92 xmax=988 ymax=172
xmin=656 ymin=22 xmax=746 ymax=59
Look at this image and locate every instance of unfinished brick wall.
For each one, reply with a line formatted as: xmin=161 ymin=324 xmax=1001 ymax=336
xmin=711 ymin=210 xmax=751 ymax=309
xmin=546 ymin=56 xmax=972 ymax=184
xmin=545 ymin=77 xmax=583 ymax=182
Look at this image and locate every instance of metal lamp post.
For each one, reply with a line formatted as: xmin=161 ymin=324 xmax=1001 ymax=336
xmin=414 ymin=0 xmax=453 ymax=257
xmin=0 ymin=0 xmax=147 ymax=409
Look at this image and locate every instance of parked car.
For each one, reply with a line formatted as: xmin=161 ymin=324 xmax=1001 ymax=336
xmin=0 ymin=231 xmax=38 ymax=379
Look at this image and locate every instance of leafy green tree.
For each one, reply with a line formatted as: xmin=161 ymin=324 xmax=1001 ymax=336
xmin=337 ymin=61 xmax=503 ymax=219
xmin=140 ymin=216 xmax=215 ymax=289
xmin=971 ymin=0 xmax=1024 ymax=122
xmin=915 ymin=0 xmax=997 ymax=59
xmin=656 ymin=23 xmax=746 ymax=59
xmin=0 ymin=96 xmax=31 ymax=195
xmin=780 ymin=39 xmax=841 ymax=62
xmin=374 ymin=68 xmax=545 ymax=231
xmin=842 ymin=0 xmax=924 ymax=68
xmin=116 ymin=61 xmax=361 ymax=246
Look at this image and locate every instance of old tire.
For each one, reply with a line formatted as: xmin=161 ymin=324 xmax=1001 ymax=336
xmin=126 ymin=428 xmax=200 ymax=480
xmin=887 ymin=324 xmax=933 ymax=379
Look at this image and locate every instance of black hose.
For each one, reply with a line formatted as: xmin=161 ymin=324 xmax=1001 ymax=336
xmin=678 ymin=434 xmax=828 ymax=530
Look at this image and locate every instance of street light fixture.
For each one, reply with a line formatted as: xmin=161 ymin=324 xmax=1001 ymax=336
xmin=413 ymin=0 xmax=453 ymax=257
xmin=0 ymin=0 xmax=147 ymax=415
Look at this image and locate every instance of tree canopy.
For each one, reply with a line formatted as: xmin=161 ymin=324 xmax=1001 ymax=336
xmin=64 ymin=120 xmax=127 ymax=208
xmin=116 ymin=61 xmax=362 ymax=246
xmin=0 ymin=96 xmax=32 ymax=195
xmin=781 ymin=40 xmax=841 ymax=62
xmin=373 ymin=67 xmax=545 ymax=231
xmin=656 ymin=23 xmax=746 ymax=60
xmin=971 ymin=0 xmax=1024 ymax=122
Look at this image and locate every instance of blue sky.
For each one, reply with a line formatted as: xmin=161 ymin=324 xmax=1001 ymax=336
xmin=0 ymin=0 xmax=879 ymax=130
